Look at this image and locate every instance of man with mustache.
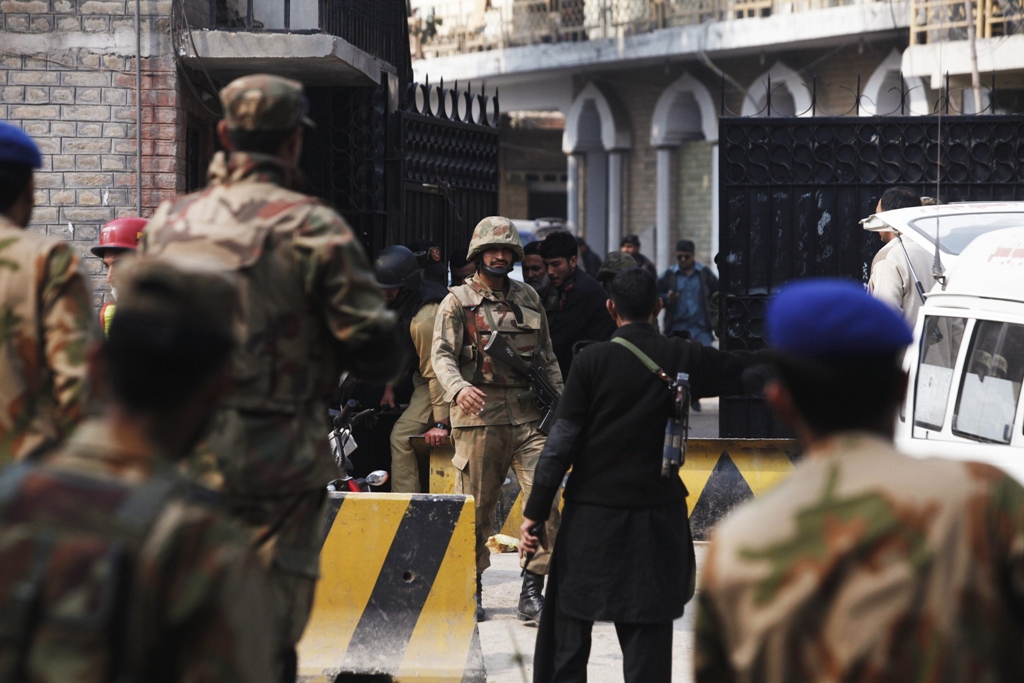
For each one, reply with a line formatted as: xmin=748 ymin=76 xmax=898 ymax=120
xmin=432 ymin=216 xmax=563 ymax=624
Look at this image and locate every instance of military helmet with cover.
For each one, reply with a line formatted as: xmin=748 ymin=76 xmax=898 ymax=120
xmin=597 ymin=251 xmax=637 ymax=283
xmin=374 ymin=245 xmax=422 ymax=290
xmin=466 ymin=216 xmax=526 ymax=263
xmin=219 ymin=74 xmax=316 ymax=132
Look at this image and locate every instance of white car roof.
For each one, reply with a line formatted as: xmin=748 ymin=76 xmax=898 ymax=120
xmin=928 ymin=226 xmax=1024 ymax=302
xmin=861 ymin=202 xmax=1024 ymax=264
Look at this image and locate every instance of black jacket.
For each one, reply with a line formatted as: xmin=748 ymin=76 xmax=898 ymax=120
xmin=546 ymin=268 xmax=616 ymax=378
xmin=525 ymin=322 xmax=760 ymax=517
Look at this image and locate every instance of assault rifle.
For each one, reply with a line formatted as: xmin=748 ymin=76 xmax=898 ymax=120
xmin=483 ymin=332 xmax=560 ymax=435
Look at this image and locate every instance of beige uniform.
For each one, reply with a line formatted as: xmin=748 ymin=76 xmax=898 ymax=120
xmin=432 ymin=272 xmax=563 ymax=573
xmin=0 ymin=214 xmax=97 ymax=463
xmin=390 ymin=302 xmax=448 ymax=492
xmin=868 ymin=238 xmax=936 ymax=327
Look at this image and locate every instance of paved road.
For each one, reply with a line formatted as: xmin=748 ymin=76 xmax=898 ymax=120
xmin=478 ymin=398 xmax=717 ymax=682
xmin=479 ymin=544 xmax=709 ymax=683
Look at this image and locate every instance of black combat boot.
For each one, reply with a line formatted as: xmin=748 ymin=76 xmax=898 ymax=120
xmin=518 ymin=570 xmax=544 ymax=623
xmin=475 ymin=573 xmax=487 ymax=622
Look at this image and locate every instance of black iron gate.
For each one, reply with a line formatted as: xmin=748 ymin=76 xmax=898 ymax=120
xmin=719 ymin=115 xmax=1024 ymax=437
xmin=393 ymin=81 xmax=500 ymax=262
xmin=304 ymin=79 xmax=499 ymax=261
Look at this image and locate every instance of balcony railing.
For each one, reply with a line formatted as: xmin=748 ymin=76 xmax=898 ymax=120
xmin=909 ymin=0 xmax=1023 ymax=43
xmin=411 ymin=0 xmax=880 ymax=59
xmin=200 ymin=0 xmax=412 ymax=80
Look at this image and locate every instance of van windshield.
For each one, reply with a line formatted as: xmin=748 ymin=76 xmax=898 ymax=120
xmin=906 ymin=213 xmax=1024 ymax=255
xmin=952 ymin=321 xmax=1024 ymax=444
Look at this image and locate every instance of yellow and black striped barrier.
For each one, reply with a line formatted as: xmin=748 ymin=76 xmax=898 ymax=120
xmin=297 ymin=493 xmax=485 ymax=683
xmin=682 ymin=439 xmax=800 ymax=539
xmin=416 ymin=437 xmax=800 ymax=542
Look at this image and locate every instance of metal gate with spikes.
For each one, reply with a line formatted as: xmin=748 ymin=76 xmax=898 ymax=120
xmin=718 ymin=114 xmax=1024 ymax=437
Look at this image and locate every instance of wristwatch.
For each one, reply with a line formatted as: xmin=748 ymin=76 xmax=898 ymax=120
xmin=433 ymin=422 xmax=451 ymax=432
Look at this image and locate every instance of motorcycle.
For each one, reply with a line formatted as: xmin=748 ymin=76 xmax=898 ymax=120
xmin=326 ymin=399 xmax=391 ymax=492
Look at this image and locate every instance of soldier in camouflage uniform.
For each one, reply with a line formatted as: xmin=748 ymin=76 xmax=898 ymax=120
xmin=432 ymin=216 xmax=563 ymax=623
xmin=0 ymin=121 xmax=97 ymax=464
xmin=140 ymin=75 xmax=399 ymax=680
xmin=0 ymin=258 xmax=275 ymax=683
xmin=695 ymin=279 xmax=1024 ymax=683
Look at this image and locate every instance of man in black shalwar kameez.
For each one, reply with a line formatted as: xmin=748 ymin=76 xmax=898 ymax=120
xmin=520 ymin=268 xmax=763 ymax=683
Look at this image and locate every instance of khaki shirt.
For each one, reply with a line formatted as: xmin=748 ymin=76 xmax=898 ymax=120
xmin=868 ymin=238 xmax=936 ymax=327
xmin=404 ymin=301 xmax=448 ymax=424
xmin=0 ymin=214 xmax=96 ymax=463
xmin=695 ymin=432 xmax=1024 ymax=683
xmin=432 ymin=272 xmax=562 ymax=429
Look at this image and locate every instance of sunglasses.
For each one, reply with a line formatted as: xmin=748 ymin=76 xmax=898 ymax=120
xmin=677 ymin=253 xmax=694 ymax=260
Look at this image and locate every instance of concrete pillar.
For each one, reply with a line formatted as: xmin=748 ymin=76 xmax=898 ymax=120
xmin=585 ymin=150 xmax=608 ymax=255
xmin=656 ymin=147 xmax=673 ymax=275
xmin=566 ymin=153 xmax=580 ymax=233
xmin=607 ymin=150 xmax=623 ymax=252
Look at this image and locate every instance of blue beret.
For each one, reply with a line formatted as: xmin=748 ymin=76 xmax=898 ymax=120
xmin=0 ymin=121 xmax=42 ymax=169
xmin=768 ymin=278 xmax=912 ymax=358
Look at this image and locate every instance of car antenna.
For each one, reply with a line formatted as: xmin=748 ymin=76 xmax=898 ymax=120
xmin=895 ymin=233 xmax=927 ymax=305
xmin=930 ymin=72 xmax=947 ymax=290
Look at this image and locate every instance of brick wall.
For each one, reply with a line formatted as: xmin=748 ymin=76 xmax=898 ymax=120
xmin=0 ymin=0 xmax=182 ymax=304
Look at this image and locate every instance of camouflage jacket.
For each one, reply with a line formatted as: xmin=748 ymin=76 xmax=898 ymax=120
xmin=695 ymin=432 xmax=1024 ymax=683
xmin=0 ymin=214 xmax=96 ymax=464
xmin=141 ymin=151 xmax=394 ymax=495
xmin=432 ymin=272 xmax=562 ymax=429
xmin=0 ymin=418 xmax=275 ymax=683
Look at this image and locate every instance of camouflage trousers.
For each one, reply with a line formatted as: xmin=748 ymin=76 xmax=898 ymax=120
xmin=452 ymin=421 xmax=561 ymax=575
xmin=229 ymin=488 xmax=326 ymax=674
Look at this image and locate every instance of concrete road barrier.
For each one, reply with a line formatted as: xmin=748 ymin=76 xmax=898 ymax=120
xmin=412 ymin=436 xmax=800 ymax=541
xmin=297 ymin=492 xmax=486 ymax=683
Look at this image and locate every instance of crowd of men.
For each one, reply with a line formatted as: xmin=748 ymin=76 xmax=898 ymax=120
xmin=3 ymin=70 xmax=1024 ymax=683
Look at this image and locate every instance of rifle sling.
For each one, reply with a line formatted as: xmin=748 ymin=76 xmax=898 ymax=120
xmin=611 ymin=337 xmax=675 ymax=386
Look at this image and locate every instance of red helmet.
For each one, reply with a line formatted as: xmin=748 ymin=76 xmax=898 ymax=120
xmin=90 ymin=217 xmax=147 ymax=257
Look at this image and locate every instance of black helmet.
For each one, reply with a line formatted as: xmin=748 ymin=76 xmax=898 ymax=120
xmin=375 ymin=245 xmax=422 ymax=289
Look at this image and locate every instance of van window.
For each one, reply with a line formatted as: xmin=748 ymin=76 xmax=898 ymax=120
xmin=952 ymin=321 xmax=1024 ymax=443
xmin=915 ymin=316 xmax=966 ymax=430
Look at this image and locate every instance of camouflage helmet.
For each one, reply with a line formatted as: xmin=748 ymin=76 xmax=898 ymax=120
xmin=466 ymin=216 xmax=525 ymax=263
xmin=597 ymin=251 xmax=637 ymax=283
xmin=219 ymin=74 xmax=315 ymax=132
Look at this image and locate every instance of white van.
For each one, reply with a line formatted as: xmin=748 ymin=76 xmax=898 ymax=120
xmin=883 ymin=207 xmax=1024 ymax=482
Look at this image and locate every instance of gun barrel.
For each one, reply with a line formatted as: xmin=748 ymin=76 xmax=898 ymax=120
xmin=484 ymin=332 xmax=530 ymax=372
